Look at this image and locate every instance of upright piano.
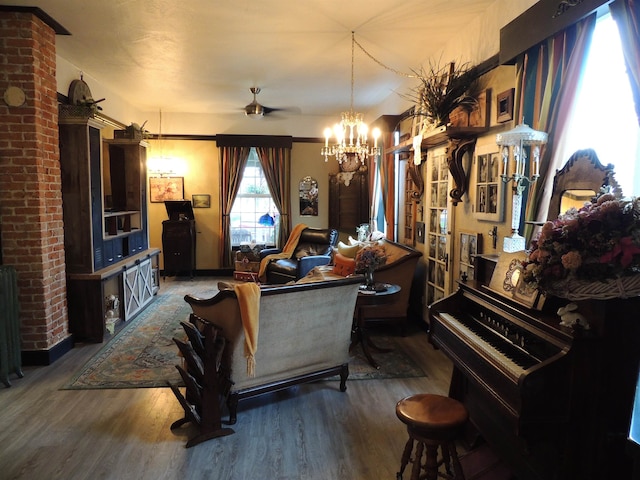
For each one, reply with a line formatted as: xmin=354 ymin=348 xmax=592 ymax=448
xmin=429 ymin=254 xmax=640 ymax=480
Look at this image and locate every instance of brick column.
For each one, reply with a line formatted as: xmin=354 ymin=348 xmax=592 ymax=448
xmin=0 ymin=9 xmax=71 ymax=363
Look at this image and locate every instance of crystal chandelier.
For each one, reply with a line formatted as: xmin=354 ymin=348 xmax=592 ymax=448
xmin=321 ymin=32 xmax=381 ymax=166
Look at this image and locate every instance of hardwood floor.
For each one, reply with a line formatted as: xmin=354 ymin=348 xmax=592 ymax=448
xmin=0 ymin=277 xmax=455 ymax=480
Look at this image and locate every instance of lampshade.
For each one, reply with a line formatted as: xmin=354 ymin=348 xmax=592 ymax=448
xmin=496 ymin=123 xmax=548 ymax=146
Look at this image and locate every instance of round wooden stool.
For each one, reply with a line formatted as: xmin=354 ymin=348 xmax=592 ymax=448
xmin=396 ymin=393 xmax=468 ymax=480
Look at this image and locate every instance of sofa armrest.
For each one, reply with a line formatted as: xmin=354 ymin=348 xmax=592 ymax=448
xmin=298 ymin=255 xmax=332 ymax=278
xmin=260 ymin=248 xmax=281 ymax=259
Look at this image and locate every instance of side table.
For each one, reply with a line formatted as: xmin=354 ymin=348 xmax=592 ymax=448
xmin=350 ymin=283 xmax=401 ymax=369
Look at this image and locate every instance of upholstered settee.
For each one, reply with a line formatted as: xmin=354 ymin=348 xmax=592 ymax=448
xmin=368 ymin=240 xmax=423 ymax=329
xmin=327 ymin=239 xmax=423 ymax=331
xmin=184 ymin=276 xmax=361 ymax=424
xmin=260 ymin=227 xmax=338 ymax=284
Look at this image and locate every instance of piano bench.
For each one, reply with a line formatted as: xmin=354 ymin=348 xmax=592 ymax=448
xmin=395 ymin=394 xmax=468 ymax=480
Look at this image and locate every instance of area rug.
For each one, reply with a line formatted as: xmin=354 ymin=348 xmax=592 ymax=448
xmin=63 ymin=293 xmax=425 ymax=390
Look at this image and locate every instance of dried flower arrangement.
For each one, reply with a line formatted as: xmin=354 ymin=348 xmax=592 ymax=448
xmin=522 ymin=194 xmax=640 ymax=298
xmin=406 ymin=60 xmax=481 ymax=129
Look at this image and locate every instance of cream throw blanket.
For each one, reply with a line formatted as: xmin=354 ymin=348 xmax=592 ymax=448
xmin=258 ymin=223 xmax=307 ymax=282
xmin=232 ymin=282 xmax=261 ymax=377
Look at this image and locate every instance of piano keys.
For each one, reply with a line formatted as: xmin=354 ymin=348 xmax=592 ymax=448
xmin=429 ymin=254 xmax=640 ymax=480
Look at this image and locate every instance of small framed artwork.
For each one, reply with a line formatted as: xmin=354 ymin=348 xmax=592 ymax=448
xmin=149 ymin=177 xmax=184 ymax=203
xmin=459 ymin=232 xmax=481 ymax=280
xmin=473 ymin=145 xmax=505 ymax=222
xmin=299 ymin=176 xmax=318 ymax=216
xmin=488 ymin=251 xmax=545 ymax=309
xmin=513 ymin=275 xmax=546 ymax=310
xmin=496 ymin=88 xmax=515 ymax=123
xmin=192 ymin=194 xmax=211 ymax=208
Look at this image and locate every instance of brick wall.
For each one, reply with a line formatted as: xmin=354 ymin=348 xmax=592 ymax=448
xmin=0 ymin=11 xmax=70 ymax=353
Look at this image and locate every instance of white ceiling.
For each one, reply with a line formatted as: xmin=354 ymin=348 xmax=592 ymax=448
xmin=4 ymin=1 xmax=534 ymax=132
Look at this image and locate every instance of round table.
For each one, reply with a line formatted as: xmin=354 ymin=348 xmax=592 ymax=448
xmin=349 ymin=283 xmax=401 ymax=369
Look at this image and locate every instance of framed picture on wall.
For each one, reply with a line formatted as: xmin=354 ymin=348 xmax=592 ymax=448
xmin=149 ymin=177 xmax=184 ymax=203
xmin=497 ymin=88 xmax=515 ymax=123
xmin=299 ymin=176 xmax=318 ymax=216
xmin=473 ymin=145 xmax=505 ymax=222
xmin=459 ymin=231 xmax=481 ymax=281
xmin=192 ymin=194 xmax=211 ymax=208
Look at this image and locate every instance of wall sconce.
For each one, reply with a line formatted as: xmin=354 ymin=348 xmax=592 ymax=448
xmin=147 ymin=156 xmax=185 ymax=177
xmin=496 ymin=123 xmax=548 ymax=252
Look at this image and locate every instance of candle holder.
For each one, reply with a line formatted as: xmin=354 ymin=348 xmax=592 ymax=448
xmin=496 ymin=123 xmax=548 ymax=253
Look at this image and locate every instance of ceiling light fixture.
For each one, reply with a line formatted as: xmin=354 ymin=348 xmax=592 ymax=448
xmin=321 ymin=32 xmax=381 ymax=167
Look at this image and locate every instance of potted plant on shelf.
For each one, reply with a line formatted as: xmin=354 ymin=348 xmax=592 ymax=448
xmin=406 ymin=60 xmax=482 ymax=133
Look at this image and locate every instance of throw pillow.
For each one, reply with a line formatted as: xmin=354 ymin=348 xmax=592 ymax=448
xmin=337 ymin=241 xmax=361 ymax=258
xmin=332 ymin=253 xmax=356 ymax=276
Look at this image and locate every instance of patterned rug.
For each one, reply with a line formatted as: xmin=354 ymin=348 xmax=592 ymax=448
xmin=63 ymin=293 xmax=425 ymax=390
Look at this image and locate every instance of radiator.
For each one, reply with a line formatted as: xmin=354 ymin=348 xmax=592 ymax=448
xmin=0 ymin=266 xmax=22 ymax=387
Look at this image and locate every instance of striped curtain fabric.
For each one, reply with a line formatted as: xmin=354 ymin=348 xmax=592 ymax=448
xmin=518 ymin=13 xmax=596 ymax=242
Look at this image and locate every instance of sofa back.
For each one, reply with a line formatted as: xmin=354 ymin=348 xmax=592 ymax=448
xmin=184 ymin=277 xmax=360 ymax=391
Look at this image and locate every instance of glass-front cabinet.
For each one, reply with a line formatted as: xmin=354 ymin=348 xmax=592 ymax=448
xmin=425 ymin=146 xmax=453 ymax=306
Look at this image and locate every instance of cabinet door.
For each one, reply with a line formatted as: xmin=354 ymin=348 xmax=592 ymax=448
xmin=137 ymin=259 xmax=153 ymax=308
xmin=123 ymin=259 xmax=154 ymax=321
xmin=123 ymin=264 xmax=140 ymax=320
xmin=425 ymin=146 xmax=454 ymax=306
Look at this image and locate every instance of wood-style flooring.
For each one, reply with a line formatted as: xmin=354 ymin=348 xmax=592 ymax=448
xmin=0 ymin=276 xmax=456 ymax=480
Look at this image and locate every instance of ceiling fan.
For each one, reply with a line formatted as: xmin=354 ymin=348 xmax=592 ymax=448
xmin=243 ymin=87 xmax=291 ymax=118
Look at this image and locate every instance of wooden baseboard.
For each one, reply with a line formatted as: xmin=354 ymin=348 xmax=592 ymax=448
xmin=22 ymin=335 xmax=74 ymax=366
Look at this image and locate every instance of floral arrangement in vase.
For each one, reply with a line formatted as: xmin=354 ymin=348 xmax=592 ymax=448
xmin=522 ymin=193 xmax=640 ymax=297
xmin=355 ymin=244 xmax=387 ymax=288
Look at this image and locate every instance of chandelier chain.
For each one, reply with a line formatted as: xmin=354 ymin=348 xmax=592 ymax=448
xmin=352 ymin=33 xmax=416 ymax=79
xmin=350 ymin=32 xmax=355 ymax=111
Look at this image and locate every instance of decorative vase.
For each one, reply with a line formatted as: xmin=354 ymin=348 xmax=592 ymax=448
xmin=364 ymin=269 xmax=376 ymax=290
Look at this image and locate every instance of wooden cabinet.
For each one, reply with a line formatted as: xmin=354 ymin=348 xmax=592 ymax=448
xmin=59 ymin=116 xmax=104 ymax=273
xmin=162 ymin=220 xmax=196 ymax=278
xmin=66 ymin=249 xmax=160 ymax=342
xmin=59 ymin=112 xmax=158 ymax=342
xmin=403 ymin=163 xmax=418 ymax=246
xmin=161 ymin=200 xmax=196 ymax=278
xmin=328 ymin=171 xmax=369 ymax=232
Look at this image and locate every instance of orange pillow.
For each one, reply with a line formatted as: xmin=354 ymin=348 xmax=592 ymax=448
xmin=332 ymin=253 xmax=356 ymax=277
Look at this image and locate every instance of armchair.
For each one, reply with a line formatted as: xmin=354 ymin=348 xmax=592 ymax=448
xmin=260 ymin=227 xmax=338 ymax=284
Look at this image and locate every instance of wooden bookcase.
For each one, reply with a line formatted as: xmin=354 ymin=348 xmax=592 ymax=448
xmin=59 ymin=110 xmax=159 ymax=342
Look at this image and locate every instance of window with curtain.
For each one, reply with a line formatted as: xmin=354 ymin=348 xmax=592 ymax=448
xmin=557 ymin=13 xmax=640 ymax=196
xmin=229 ymin=148 xmax=278 ymax=246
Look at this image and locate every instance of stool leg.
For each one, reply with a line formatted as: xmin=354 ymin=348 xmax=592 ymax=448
xmin=410 ymin=441 xmax=424 ymax=480
xmin=397 ymin=437 xmax=414 ymax=480
xmin=424 ymin=442 xmax=439 ymax=480
xmin=441 ymin=443 xmax=452 ymax=475
xmin=449 ymin=442 xmax=466 ymax=480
